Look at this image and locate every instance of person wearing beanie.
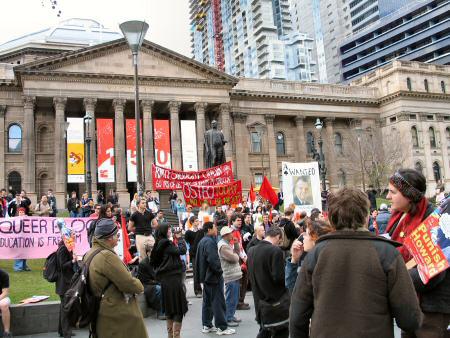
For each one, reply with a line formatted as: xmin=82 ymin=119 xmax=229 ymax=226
xmin=84 ymin=218 xmax=147 ymax=338
xmin=386 ymin=169 xmax=450 ymax=337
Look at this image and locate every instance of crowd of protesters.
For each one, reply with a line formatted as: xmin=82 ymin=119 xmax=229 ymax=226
xmin=1 ymin=168 xmax=449 ymax=338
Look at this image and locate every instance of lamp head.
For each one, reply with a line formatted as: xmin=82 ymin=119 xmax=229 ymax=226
xmin=120 ymin=20 xmax=149 ymax=54
xmin=314 ymin=118 xmax=323 ymax=130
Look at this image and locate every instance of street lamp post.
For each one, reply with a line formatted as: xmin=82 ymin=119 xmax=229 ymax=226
xmin=355 ymin=127 xmax=366 ymax=192
xmin=83 ymin=112 xmax=93 ymax=199
xmin=120 ymin=20 xmax=149 ymax=197
xmin=314 ymin=118 xmax=328 ymax=211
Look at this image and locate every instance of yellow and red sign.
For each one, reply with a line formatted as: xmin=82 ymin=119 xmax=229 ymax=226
xmin=66 ymin=118 xmax=85 ymax=183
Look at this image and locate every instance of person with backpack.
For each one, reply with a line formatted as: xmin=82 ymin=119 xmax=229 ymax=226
xmin=83 ymin=218 xmax=147 ymax=338
xmin=55 ymin=225 xmax=77 ymax=338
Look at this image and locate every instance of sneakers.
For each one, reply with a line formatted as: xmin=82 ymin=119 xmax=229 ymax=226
xmin=202 ymin=326 xmax=218 ymax=333
xmin=236 ymin=303 xmax=250 ymax=310
xmin=3 ymin=332 xmax=13 ymax=338
xmin=231 ymin=317 xmax=241 ymax=323
xmin=226 ymin=321 xmax=239 ymax=327
xmin=216 ymin=328 xmax=236 ymax=335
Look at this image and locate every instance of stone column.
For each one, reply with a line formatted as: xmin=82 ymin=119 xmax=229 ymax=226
xmin=83 ymin=98 xmax=97 ymax=200
xmin=265 ymin=114 xmax=279 ymax=186
xmin=324 ymin=117 xmax=336 ymax=188
xmin=220 ymin=104 xmax=233 ymax=163
xmin=232 ymin=112 xmax=250 ymax=188
xmin=294 ymin=115 xmax=306 ymax=162
xmin=53 ymin=97 xmax=67 ymax=209
xmin=169 ymin=101 xmax=182 ymax=170
xmin=112 ymin=99 xmax=128 ymax=207
xmin=194 ymin=102 xmax=207 ymax=170
xmin=22 ymin=95 xmax=37 ymax=203
xmin=0 ymin=105 xmax=5 ymax=190
xmin=142 ymin=100 xmax=155 ymax=191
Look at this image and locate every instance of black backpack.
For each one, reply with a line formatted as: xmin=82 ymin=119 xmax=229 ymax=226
xmin=87 ymin=219 xmax=99 ymax=247
xmin=63 ymin=248 xmax=108 ymax=333
xmin=43 ymin=251 xmax=59 ymax=282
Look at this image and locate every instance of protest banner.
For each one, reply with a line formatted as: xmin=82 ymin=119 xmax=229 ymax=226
xmin=152 ymin=161 xmax=234 ymax=190
xmin=403 ymin=197 xmax=450 ymax=284
xmin=97 ymin=118 xmax=115 ymax=183
xmin=0 ymin=217 xmax=91 ymax=259
xmin=183 ymin=180 xmax=242 ymax=207
xmin=282 ymin=162 xmax=321 ymax=214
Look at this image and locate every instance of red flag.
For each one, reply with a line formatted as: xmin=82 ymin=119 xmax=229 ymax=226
xmin=121 ymin=215 xmax=133 ymax=264
xmin=259 ymin=176 xmax=278 ymax=207
xmin=249 ymin=183 xmax=256 ymax=203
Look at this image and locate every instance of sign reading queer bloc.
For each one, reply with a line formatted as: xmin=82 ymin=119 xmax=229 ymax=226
xmin=282 ymin=162 xmax=322 ymax=214
xmin=403 ymin=198 xmax=450 ymax=284
xmin=0 ymin=217 xmax=91 ymax=259
xmin=152 ymin=161 xmax=234 ymax=190
xmin=183 ymin=180 xmax=242 ymax=207
xmin=97 ymin=118 xmax=115 ymax=183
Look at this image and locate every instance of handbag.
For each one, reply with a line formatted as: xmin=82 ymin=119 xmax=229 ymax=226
xmin=258 ymin=290 xmax=290 ymax=329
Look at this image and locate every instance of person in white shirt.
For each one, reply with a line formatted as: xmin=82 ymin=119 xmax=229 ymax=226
xmin=197 ymin=202 xmax=211 ymax=227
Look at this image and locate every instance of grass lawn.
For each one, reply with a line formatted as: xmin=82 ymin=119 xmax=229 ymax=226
xmin=0 ymin=259 xmax=59 ymax=304
xmin=376 ymin=197 xmax=390 ymax=207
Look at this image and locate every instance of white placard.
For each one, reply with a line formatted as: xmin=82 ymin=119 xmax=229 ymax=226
xmin=282 ymin=161 xmax=322 ymax=214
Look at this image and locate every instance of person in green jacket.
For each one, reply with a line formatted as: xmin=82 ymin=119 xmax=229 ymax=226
xmin=85 ymin=218 xmax=148 ymax=338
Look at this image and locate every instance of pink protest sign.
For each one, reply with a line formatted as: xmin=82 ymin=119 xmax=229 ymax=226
xmin=0 ymin=216 xmax=92 ymax=259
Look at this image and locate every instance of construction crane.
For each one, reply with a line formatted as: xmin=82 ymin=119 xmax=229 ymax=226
xmin=196 ymin=0 xmax=225 ymax=71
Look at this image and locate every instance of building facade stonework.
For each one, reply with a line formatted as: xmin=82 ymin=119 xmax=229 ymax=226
xmin=0 ymin=38 xmax=449 ymax=207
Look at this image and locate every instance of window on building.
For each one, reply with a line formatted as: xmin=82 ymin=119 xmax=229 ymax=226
xmin=7 ymin=171 xmax=21 ymax=195
xmin=415 ymin=162 xmax=423 ymax=174
xmin=251 ymin=131 xmax=262 ymax=152
xmin=275 ymin=132 xmax=285 ymax=155
xmin=8 ymin=124 xmax=22 ymax=153
xmin=334 ymin=133 xmax=343 ymax=154
xmin=424 ymin=79 xmax=429 ymax=92
xmin=306 ymin=131 xmax=314 ymax=154
xmin=433 ymin=162 xmax=441 ymax=182
xmin=411 ymin=126 xmax=419 ymax=148
xmin=407 ymin=77 xmax=412 ymax=91
xmin=254 ymin=173 xmax=263 ymax=187
xmin=429 ymin=127 xmax=437 ymax=148
xmin=446 ymin=127 xmax=450 ymax=148
xmin=441 ymin=81 xmax=446 ymax=93
xmin=338 ymin=169 xmax=346 ymax=187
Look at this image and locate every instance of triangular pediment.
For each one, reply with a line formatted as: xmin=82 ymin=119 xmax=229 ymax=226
xmin=15 ymin=38 xmax=237 ymax=85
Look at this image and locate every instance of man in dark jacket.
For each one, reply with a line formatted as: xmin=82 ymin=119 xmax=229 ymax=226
xmin=248 ymin=226 xmax=288 ymax=338
xmin=195 ymin=222 xmax=235 ymax=335
xmin=278 ymin=208 xmax=299 ymax=250
xmin=290 ymin=188 xmax=423 ymax=338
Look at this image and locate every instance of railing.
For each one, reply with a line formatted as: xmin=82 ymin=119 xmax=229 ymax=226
xmin=234 ymin=78 xmax=379 ymax=98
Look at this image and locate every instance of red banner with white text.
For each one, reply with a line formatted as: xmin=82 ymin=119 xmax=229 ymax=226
xmin=154 ymin=120 xmax=171 ymax=169
xmin=183 ymin=180 xmax=242 ymax=207
xmin=97 ymin=119 xmax=115 ymax=182
xmin=152 ymin=161 xmax=234 ymax=190
xmin=126 ymin=119 xmax=142 ymax=182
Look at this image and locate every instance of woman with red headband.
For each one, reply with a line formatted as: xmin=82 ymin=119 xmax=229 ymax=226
xmin=386 ymin=168 xmax=449 ymax=337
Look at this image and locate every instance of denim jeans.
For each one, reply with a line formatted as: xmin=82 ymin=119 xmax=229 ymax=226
xmin=170 ymin=200 xmax=177 ymax=214
xmin=69 ymin=211 xmax=79 ymax=218
xmin=225 ymin=280 xmax=240 ymax=322
xmin=202 ymin=277 xmax=227 ymax=331
xmin=13 ymin=259 xmax=27 ymax=271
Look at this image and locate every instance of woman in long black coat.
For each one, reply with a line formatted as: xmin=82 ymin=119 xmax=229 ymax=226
xmin=55 ymin=238 xmax=77 ymax=338
xmin=151 ymin=224 xmax=188 ymax=338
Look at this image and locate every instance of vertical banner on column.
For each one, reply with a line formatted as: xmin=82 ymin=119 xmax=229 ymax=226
xmin=67 ymin=118 xmax=85 ymax=183
xmin=181 ymin=120 xmax=198 ymax=171
xmin=154 ymin=120 xmax=171 ymax=169
xmin=97 ymin=119 xmax=115 ymax=183
xmin=125 ymin=119 xmax=143 ymax=182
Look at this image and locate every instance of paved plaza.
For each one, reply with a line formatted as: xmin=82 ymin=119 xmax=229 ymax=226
xmin=15 ymin=278 xmax=403 ymax=338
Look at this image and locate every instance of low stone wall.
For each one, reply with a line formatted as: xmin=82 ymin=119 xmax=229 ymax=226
xmin=0 ymin=301 xmax=60 ymax=336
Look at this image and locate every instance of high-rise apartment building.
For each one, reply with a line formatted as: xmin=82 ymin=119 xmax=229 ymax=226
xmin=190 ymin=0 xmax=317 ymax=81
xmin=291 ymin=0 xmax=412 ymax=83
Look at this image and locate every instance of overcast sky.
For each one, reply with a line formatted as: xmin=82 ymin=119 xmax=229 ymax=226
xmin=0 ymin=0 xmax=192 ymax=57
